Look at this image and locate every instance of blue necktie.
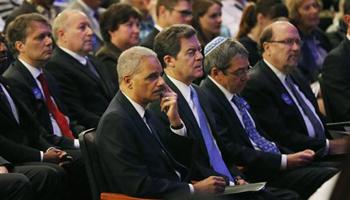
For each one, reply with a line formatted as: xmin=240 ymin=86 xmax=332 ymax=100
xmin=231 ymin=95 xmax=280 ymax=154
xmin=190 ymin=87 xmax=234 ymax=181
xmin=285 ymin=76 xmax=325 ymax=139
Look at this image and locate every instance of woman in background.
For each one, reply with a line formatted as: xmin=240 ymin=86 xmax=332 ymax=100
xmin=192 ymin=0 xmax=230 ymax=48
xmin=236 ymin=0 xmax=288 ymax=66
xmin=96 ymin=3 xmax=142 ymax=92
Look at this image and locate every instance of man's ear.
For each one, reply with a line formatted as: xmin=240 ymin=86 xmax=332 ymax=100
xmin=15 ymin=41 xmax=24 ymax=54
xmin=163 ymin=55 xmax=175 ymax=68
xmin=123 ymin=75 xmax=133 ymax=89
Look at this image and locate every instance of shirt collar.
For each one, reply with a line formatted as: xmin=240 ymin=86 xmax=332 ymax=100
xmin=167 ymin=74 xmax=192 ymax=103
xmin=58 ymin=46 xmax=87 ymax=65
xmin=208 ymin=75 xmax=234 ymax=102
xmin=347 ymin=34 xmax=350 ymax=41
xmin=122 ymin=91 xmax=145 ymax=119
xmin=154 ymin=24 xmax=163 ymax=32
xmin=18 ymin=58 xmax=43 ymax=79
xmin=264 ymin=59 xmax=286 ymax=83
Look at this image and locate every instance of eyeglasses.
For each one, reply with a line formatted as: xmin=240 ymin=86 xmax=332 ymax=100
xmin=225 ymin=66 xmax=252 ymax=78
xmin=170 ymin=8 xmax=193 ymax=17
xmin=266 ymin=39 xmax=303 ymax=46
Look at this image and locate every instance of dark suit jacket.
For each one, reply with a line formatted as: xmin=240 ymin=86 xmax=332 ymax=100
xmin=3 ymin=60 xmax=76 ymax=149
xmin=95 ymin=42 xmax=121 ymax=93
xmin=297 ymin=27 xmax=332 ymax=82
xmin=46 ymin=47 xmax=114 ymax=129
xmin=200 ymin=77 xmax=291 ymax=181
xmin=140 ymin=28 xmax=159 ymax=49
xmin=322 ymin=39 xmax=350 ymax=122
xmin=0 ymin=77 xmax=51 ymax=163
xmin=242 ymin=60 xmax=328 ymax=152
xmin=149 ymin=75 xmax=243 ymax=182
xmin=95 ymin=92 xmax=190 ymax=198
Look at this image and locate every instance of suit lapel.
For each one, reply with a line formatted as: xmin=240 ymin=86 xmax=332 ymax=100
xmin=203 ymin=78 xmax=253 ymax=145
xmin=259 ymin=61 xmax=309 ymax=133
xmin=117 ymin=92 xmax=178 ymax=171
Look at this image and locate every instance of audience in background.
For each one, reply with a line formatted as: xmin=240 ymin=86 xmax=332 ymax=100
xmin=46 ymin=10 xmax=114 ymax=129
xmin=97 ymin=3 xmax=142 ymax=93
xmin=192 ymin=0 xmax=227 ymax=48
xmin=141 ymin=0 xmax=193 ymax=49
xmin=5 ymin=0 xmax=61 ymax=30
xmin=221 ymin=0 xmax=248 ymax=37
xmin=285 ymin=0 xmax=331 ymax=83
xmin=236 ymin=0 xmax=288 ymax=66
xmin=121 ymin=0 xmax=155 ymax=42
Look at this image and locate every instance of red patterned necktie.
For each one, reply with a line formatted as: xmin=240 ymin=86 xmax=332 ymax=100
xmin=37 ymin=73 xmax=74 ymax=139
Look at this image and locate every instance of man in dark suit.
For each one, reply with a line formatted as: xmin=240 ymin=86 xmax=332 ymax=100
xmin=141 ymin=0 xmax=193 ymax=49
xmin=3 ymin=13 xmax=91 ymax=200
xmin=46 ymin=10 xmax=115 ymax=129
xmin=151 ymin=24 xmax=299 ymax=200
xmin=3 ymin=13 xmax=82 ymax=149
xmin=200 ymin=36 xmax=338 ymax=198
xmin=96 ymin=46 xmax=227 ymax=199
xmin=241 ymin=21 xmax=348 ymax=157
xmin=322 ymin=1 xmax=350 ymax=122
xmin=0 ymin=75 xmax=67 ymax=199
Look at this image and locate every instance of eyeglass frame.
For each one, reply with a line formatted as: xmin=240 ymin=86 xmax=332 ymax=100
xmin=265 ymin=38 xmax=304 ymax=46
xmin=223 ymin=65 xmax=252 ymax=78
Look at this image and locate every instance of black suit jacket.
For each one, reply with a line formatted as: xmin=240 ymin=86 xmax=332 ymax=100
xmin=242 ymin=60 xmax=328 ymax=152
xmin=0 ymin=77 xmax=51 ymax=163
xmin=46 ymin=47 xmax=114 ymax=129
xmin=140 ymin=28 xmax=159 ymax=49
xmin=200 ymin=77 xmax=291 ymax=181
xmin=95 ymin=92 xmax=190 ymax=198
xmin=149 ymin=75 xmax=243 ymax=182
xmin=322 ymin=39 xmax=350 ymax=122
xmin=95 ymin=42 xmax=121 ymax=93
xmin=3 ymin=60 xmax=76 ymax=149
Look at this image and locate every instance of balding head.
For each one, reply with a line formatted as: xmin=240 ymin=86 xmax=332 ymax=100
xmin=53 ymin=10 xmax=93 ymax=55
xmin=260 ymin=21 xmax=301 ymax=74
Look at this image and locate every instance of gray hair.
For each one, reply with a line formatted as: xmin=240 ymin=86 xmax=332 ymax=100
xmin=204 ymin=38 xmax=248 ymax=75
xmin=52 ymin=10 xmax=85 ymax=41
xmin=117 ymin=46 xmax=157 ymax=83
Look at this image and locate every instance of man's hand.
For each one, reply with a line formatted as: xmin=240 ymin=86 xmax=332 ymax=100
xmin=329 ymin=138 xmax=349 ymax=155
xmin=193 ymin=176 xmax=226 ymax=194
xmin=0 ymin=166 xmax=8 ymax=174
xmin=43 ymin=148 xmax=65 ymax=163
xmin=287 ymin=149 xmax=315 ymax=168
xmin=160 ymin=84 xmax=182 ymax=127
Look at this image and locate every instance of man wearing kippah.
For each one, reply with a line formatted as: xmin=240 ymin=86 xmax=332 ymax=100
xmin=200 ymin=36 xmax=338 ymax=199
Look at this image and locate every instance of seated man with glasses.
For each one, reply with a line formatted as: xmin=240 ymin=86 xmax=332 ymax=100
xmin=241 ymin=21 xmax=349 ymax=159
xmin=200 ymin=36 xmax=338 ymax=199
xmin=141 ymin=0 xmax=193 ymax=49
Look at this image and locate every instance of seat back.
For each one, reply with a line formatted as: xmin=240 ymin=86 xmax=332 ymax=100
xmin=79 ymin=128 xmax=108 ymax=200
